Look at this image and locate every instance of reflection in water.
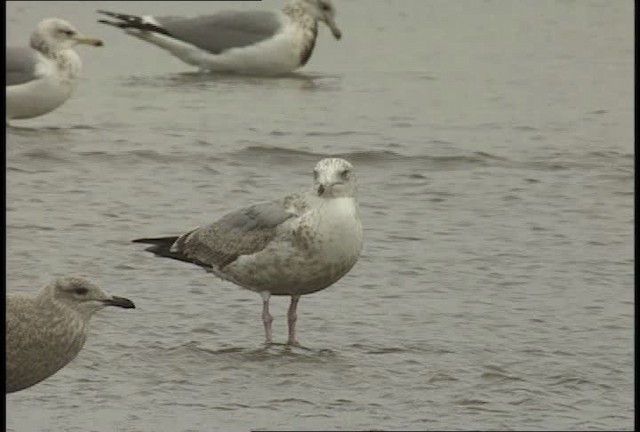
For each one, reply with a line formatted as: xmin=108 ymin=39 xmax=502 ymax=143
xmin=118 ymin=71 xmax=340 ymax=93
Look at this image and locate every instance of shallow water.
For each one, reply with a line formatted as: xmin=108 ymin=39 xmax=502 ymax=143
xmin=5 ymin=1 xmax=634 ymax=431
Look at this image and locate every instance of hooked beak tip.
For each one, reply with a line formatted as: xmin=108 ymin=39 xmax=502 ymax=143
xmin=324 ymin=20 xmax=342 ymax=40
xmin=103 ymin=296 xmax=136 ymax=309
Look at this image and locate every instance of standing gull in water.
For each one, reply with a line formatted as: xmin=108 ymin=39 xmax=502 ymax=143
xmin=133 ymin=158 xmax=362 ymax=346
xmin=6 ymin=18 xmax=103 ymax=121
xmin=6 ymin=277 xmax=136 ymax=393
xmin=97 ymin=0 xmax=341 ymax=76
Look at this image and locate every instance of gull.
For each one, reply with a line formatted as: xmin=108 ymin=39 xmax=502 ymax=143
xmin=6 ymin=277 xmax=136 ymax=393
xmin=133 ymin=158 xmax=362 ymax=346
xmin=97 ymin=0 xmax=341 ymax=76
xmin=6 ymin=18 xmax=103 ymax=121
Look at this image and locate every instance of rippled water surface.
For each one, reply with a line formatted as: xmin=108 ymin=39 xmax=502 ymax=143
xmin=6 ymin=1 xmax=633 ymax=431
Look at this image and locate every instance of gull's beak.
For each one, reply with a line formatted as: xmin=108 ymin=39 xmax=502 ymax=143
xmin=325 ymin=19 xmax=342 ymax=40
xmin=317 ymin=181 xmax=344 ymax=196
xmin=72 ymin=35 xmax=104 ymax=47
xmin=102 ymin=295 xmax=136 ymax=309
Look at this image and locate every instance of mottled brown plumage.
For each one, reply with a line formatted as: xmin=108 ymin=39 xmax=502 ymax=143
xmin=6 ymin=277 xmax=135 ymax=393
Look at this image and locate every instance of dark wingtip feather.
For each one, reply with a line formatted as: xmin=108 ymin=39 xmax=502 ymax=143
xmin=132 ymin=236 xmax=211 ymax=270
xmin=132 ymin=237 xmax=172 ymax=244
xmin=132 ymin=236 xmax=177 ymax=254
xmin=97 ymin=19 xmax=122 ymax=28
xmin=95 ymin=10 xmax=173 ymax=37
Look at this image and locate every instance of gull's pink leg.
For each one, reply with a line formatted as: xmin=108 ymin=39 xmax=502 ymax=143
xmin=260 ymin=291 xmax=273 ymax=344
xmin=286 ymin=295 xmax=301 ymax=346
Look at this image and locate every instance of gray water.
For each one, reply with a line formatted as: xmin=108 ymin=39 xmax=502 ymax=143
xmin=5 ymin=1 xmax=634 ymax=431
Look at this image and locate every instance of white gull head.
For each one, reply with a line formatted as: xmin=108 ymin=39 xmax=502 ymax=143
xmin=30 ymin=18 xmax=103 ymax=55
xmin=313 ymin=157 xmax=357 ymax=198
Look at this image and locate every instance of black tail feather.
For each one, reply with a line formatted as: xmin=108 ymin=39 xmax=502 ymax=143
xmin=132 ymin=236 xmax=179 ymax=255
xmin=132 ymin=236 xmax=211 ymax=270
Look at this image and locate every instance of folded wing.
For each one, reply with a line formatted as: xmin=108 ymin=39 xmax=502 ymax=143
xmin=133 ymin=200 xmax=295 ymax=269
xmin=6 ymin=47 xmax=40 ymax=86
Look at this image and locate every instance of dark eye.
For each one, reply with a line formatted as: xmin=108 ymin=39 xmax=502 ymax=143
xmin=321 ymin=3 xmax=331 ymax=11
xmin=73 ymin=287 xmax=88 ymax=295
xmin=340 ymin=169 xmax=350 ymax=179
xmin=59 ymin=29 xmax=75 ymax=36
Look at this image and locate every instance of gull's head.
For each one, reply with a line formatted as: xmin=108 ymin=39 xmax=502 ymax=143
xmin=30 ymin=18 xmax=103 ymax=53
xmin=313 ymin=158 xmax=357 ymax=198
xmin=300 ymin=0 xmax=342 ymax=40
xmin=47 ymin=276 xmax=135 ymax=317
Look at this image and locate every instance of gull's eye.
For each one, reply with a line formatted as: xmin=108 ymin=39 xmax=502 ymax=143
xmin=59 ymin=29 xmax=75 ymax=36
xmin=340 ymin=169 xmax=350 ymax=180
xmin=321 ymin=2 xmax=331 ymax=11
xmin=73 ymin=287 xmax=88 ymax=295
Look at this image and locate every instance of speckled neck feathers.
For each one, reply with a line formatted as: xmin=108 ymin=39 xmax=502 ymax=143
xmin=30 ymin=33 xmax=54 ymax=57
xmin=283 ymin=4 xmax=319 ymax=66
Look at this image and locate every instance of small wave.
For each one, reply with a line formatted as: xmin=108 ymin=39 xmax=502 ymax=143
xmin=6 ymin=166 xmax=46 ymax=174
xmin=7 ymin=124 xmax=73 ymax=134
xmin=550 ymin=376 xmax=593 ymax=386
xmin=304 ymin=130 xmax=378 ymax=137
xmin=75 ymin=149 xmax=188 ymax=164
xmin=513 ymin=125 xmax=539 ymax=131
xmin=366 ymin=347 xmax=408 ymax=355
xmin=388 ymin=234 xmax=422 ymax=242
xmin=480 ymin=371 xmax=524 ymax=382
xmin=428 ymin=372 xmax=459 ymax=383
xmin=455 ymin=398 xmax=489 ymax=406
xmin=21 ymin=149 xmax=71 ymax=164
xmin=232 ymin=145 xmax=321 ymax=160
xmin=8 ymin=223 xmax=56 ymax=231
xmin=68 ymin=124 xmax=99 ymax=131
xmin=269 ymin=397 xmax=315 ymax=406
xmin=350 ymin=343 xmax=452 ymax=355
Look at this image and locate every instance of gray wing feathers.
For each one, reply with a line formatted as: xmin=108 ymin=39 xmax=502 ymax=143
xmin=6 ymin=47 xmax=40 ymax=86
xmin=173 ymin=201 xmax=295 ymax=268
xmin=157 ymin=10 xmax=283 ymax=55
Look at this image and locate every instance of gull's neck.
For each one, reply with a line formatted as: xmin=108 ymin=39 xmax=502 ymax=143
xmin=283 ymin=1 xmax=320 ymax=30
xmin=316 ymin=195 xmax=360 ymax=223
xmin=282 ymin=1 xmax=319 ymax=67
xmin=35 ymin=291 xmax=91 ymax=336
xmin=30 ymin=34 xmax=81 ymax=73
xmin=30 ymin=34 xmax=56 ymax=57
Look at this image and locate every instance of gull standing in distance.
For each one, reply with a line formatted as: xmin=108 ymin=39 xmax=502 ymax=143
xmin=6 ymin=277 xmax=136 ymax=393
xmin=97 ymin=0 xmax=341 ymax=76
xmin=133 ymin=158 xmax=362 ymax=346
xmin=6 ymin=18 xmax=103 ymax=121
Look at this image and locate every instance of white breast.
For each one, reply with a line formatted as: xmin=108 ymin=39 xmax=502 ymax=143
xmin=314 ymin=197 xmax=363 ymax=261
